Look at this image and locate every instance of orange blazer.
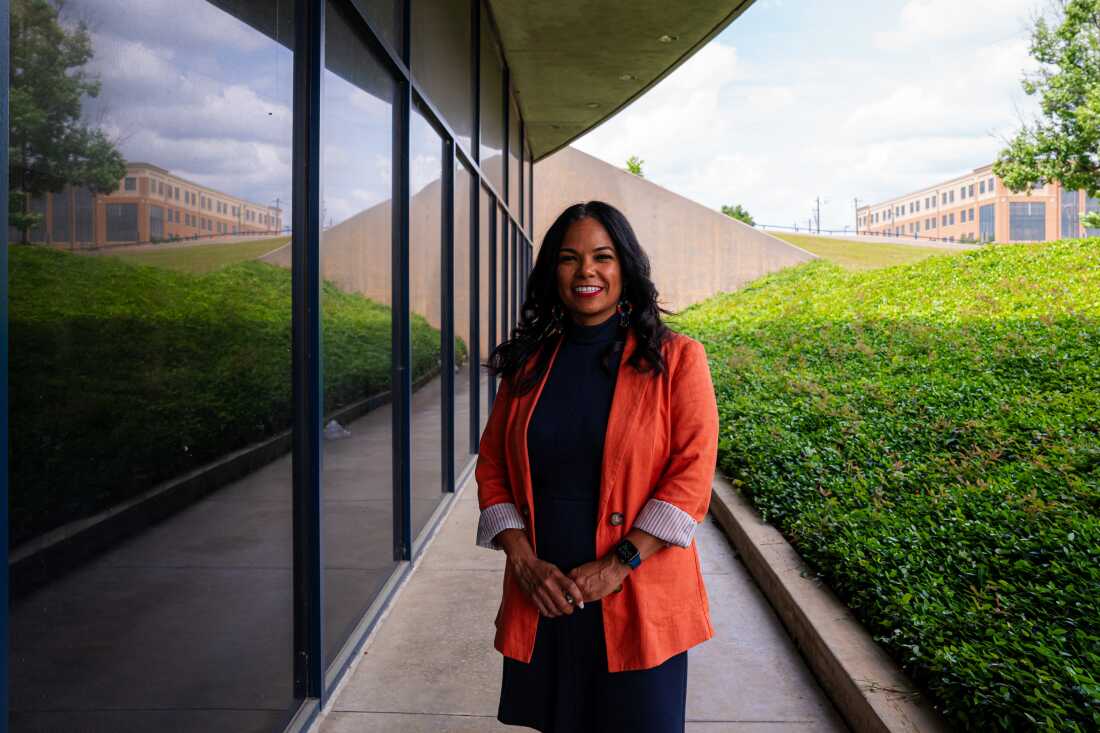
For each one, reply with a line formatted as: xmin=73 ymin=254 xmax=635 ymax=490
xmin=475 ymin=326 xmax=719 ymax=672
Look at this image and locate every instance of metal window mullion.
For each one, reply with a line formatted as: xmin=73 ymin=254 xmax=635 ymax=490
xmin=487 ymin=195 xmax=497 ymax=404
xmin=393 ymin=77 xmax=412 ymax=562
xmin=502 ymin=66 xmax=509 ymax=215
xmin=0 ymin=0 xmax=10 ymax=719
xmin=471 ymin=0 xmax=480 ymax=166
xmin=518 ymin=117 xmax=524 ymax=230
xmin=291 ymin=0 xmax=325 ymax=704
xmin=500 ymin=208 xmax=508 ymax=343
xmin=441 ymin=138 xmax=455 ymax=493
xmin=469 ymin=171 xmax=480 ymax=455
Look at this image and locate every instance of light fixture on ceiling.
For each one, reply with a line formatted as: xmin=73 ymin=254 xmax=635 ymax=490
xmin=658 ymin=34 xmax=678 ymax=43
xmin=586 ymin=102 xmax=600 ymax=109
xmin=619 ymin=73 xmax=637 ymax=81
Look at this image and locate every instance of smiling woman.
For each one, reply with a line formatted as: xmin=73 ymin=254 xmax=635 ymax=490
xmin=556 ymin=216 xmax=624 ymax=326
xmin=477 ymin=201 xmax=720 ymax=732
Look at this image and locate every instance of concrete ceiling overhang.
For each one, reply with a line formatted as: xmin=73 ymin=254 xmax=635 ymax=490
xmin=488 ymin=0 xmax=756 ymax=161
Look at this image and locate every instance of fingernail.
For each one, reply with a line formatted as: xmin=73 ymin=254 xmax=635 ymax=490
xmin=578 ymin=601 xmax=585 ymax=609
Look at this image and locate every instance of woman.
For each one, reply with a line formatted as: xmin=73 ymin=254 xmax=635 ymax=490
xmin=475 ymin=201 xmax=719 ymax=732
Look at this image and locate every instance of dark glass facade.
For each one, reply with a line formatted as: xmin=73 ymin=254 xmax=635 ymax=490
xmin=1009 ymin=201 xmax=1046 ymax=241
xmin=979 ymin=203 xmax=996 ymax=243
xmin=1061 ymin=189 xmax=1080 ymax=238
xmin=4 ymin=1 xmax=533 ymax=731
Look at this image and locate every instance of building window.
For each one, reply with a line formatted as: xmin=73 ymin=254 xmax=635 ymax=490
xmin=949 ymin=191 xmax=955 ymax=203
xmin=150 ymin=205 xmax=165 ymax=239
xmin=979 ymin=180 xmax=985 ymax=194
xmin=949 ymin=213 xmax=955 ymax=225
xmin=1061 ymin=190 xmax=1081 ymax=238
xmin=1009 ymin=201 xmax=1045 ymax=240
xmin=124 ymin=177 xmax=136 ymax=191
xmin=968 ymin=184 xmax=975 ymax=197
xmin=106 ymin=203 xmax=138 ymax=242
xmin=988 ymin=177 xmax=995 ymax=192
xmin=969 ymin=207 xmax=975 ymax=222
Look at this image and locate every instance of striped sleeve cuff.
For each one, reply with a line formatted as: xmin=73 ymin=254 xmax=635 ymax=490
xmin=476 ymin=502 xmax=526 ymax=550
xmin=634 ymin=498 xmax=698 ymax=548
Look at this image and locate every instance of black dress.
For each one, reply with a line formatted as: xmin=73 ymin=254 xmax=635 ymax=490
xmin=497 ymin=311 xmax=688 ymax=733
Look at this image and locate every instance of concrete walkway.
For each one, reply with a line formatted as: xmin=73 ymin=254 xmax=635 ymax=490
xmin=314 ymin=477 xmax=850 ymax=732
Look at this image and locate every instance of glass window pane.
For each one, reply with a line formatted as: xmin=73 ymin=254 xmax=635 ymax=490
xmin=322 ymin=0 xmax=397 ymax=668
xmin=498 ymin=205 xmax=509 ymax=345
xmin=412 ymin=0 xmax=472 ymax=154
xmin=410 ymin=107 xmax=446 ymax=538
xmin=508 ymin=95 xmax=520 ymax=214
xmin=8 ymin=1 xmax=297 ymax=730
xmin=1061 ymin=190 xmax=1080 ymax=238
xmin=1009 ymin=201 xmax=1045 ymax=241
xmin=525 ymin=141 xmax=533 ymax=236
xmin=350 ymin=0 xmax=405 ymax=59
xmin=455 ymin=161 xmax=474 ymax=474
xmin=479 ymin=187 xmax=493 ymax=433
xmin=479 ymin=3 xmax=504 ymax=194
xmin=50 ymin=187 xmax=70 ymax=244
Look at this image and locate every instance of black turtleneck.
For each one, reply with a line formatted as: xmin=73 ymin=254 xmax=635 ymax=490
xmin=526 ymin=311 xmax=623 ymax=569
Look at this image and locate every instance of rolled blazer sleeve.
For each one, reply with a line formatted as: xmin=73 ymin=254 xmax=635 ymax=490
xmin=633 ymin=339 xmax=719 ymax=547
xmin=475 ymin=375 xmax=526 ymax=550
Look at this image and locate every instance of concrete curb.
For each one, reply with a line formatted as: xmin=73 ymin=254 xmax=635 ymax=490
xmin=709 ymin=472 xmax=950 ymax=733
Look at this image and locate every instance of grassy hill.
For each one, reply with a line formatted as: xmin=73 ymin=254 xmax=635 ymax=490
xmin=98 ymin=235 xmax=290 ymax=273
xmin=9 ymin=245 xmax=460 ymax=546
xmin=770 ymin=231 xmax=966 ymax=270
xmin=668 ymin=239 xmax=1099 ymax=730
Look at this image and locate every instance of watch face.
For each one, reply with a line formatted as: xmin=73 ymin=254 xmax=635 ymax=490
xmin=616 ymin=540 xmax=639 ymax=568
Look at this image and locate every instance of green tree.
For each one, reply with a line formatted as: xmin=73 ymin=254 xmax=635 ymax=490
xmin=721 ymin=204 xmax=755 ymax=226
xmin=625 ymin=155 xmax=645 ymax=178
xmin=992 ymin=0 xmax=1100 ymax=230
xmin=10 ymin=0 xmax=127 ymax=243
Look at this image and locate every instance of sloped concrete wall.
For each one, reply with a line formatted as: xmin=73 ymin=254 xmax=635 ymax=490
xmin=261 ymin=147 xmax=817 ymax=346
xmin=261 ymin=170 xmax=474 ymax=348
xmin=534 ymin=146 xmax=816 ymax=313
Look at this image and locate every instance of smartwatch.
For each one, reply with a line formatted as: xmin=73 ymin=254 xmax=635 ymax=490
xmin=613 ymin=539 xmax=641 ymax=570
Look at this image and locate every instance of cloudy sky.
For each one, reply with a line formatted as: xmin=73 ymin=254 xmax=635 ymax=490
xmin=573 ymin=0 xmax=1047 ymax=231
xmin=70 ymin=0 xmax=1048 ymax=233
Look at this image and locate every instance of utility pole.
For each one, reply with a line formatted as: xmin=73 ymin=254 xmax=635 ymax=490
xmin=854 ymin=197 xmax=862 ymax=235
xmin=814 ymin=196 xmax=823 ymax=235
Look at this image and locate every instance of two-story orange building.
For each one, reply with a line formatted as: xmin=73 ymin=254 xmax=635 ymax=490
xmin=18 ymin=162 xmax=283 ymax=248
xmin=857 ymin=163 xmax=1098 ymax=243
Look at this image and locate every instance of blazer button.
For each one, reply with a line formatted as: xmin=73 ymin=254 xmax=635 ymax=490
xmin=609 ymin=512 xmax=624 ymax=526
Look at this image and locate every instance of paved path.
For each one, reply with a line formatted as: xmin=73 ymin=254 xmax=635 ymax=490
xmin=314 ymin=478 xmax=850 ymax=732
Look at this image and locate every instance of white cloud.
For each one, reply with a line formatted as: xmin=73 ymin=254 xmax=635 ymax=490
xmin=573 ymin=1 xmax=1045 ymax=232
xmin=872 ymin=0 xmax=1039 ymax=50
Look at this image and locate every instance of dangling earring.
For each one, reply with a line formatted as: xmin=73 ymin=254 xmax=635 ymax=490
xmin=616 ymin=298 xmax=633 ymax=327
xmin=540 ymin=302 xmax=564 ymax=339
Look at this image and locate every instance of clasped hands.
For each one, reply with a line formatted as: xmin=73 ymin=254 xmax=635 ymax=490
xmin=496 ymin=528 xmax=629 ymax=618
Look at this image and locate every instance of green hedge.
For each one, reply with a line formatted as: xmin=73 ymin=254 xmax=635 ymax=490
xmin=9 ymin=246 xmax=464 ymax=546
xmin=669 ymin=239 xmax=1099 ymax=730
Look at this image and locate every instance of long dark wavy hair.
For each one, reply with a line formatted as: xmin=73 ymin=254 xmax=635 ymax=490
xmin=485 ymin=201 xmax=677 ymax=397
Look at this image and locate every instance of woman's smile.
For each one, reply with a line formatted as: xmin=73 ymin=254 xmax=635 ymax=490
xmin=558 ymin=216 xmax=622 ymax=326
